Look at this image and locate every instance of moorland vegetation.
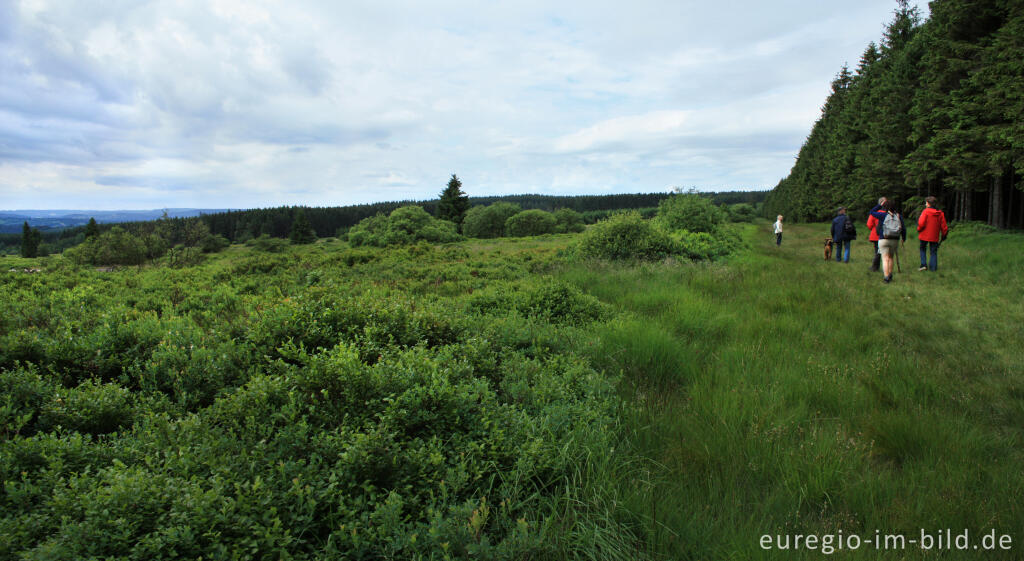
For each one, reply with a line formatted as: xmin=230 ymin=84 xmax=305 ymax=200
xmin=2 ymin=189 xmax=1022 ymax=558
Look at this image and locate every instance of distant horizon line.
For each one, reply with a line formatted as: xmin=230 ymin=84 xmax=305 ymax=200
xmin=3 ymin=188 xmax=770 ymax=214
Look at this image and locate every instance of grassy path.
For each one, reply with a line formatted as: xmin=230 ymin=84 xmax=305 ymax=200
xmin=559 ymin=221 xmax=1024 ymax=559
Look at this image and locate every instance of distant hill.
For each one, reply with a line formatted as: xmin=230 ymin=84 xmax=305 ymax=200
xmin=0 ymin=209 xmax=233 ymax=233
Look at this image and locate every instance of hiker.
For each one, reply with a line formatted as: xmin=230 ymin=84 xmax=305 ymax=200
xmin=917 ymin=196 xmax=948 ymax=272
xmin=866 ymin=197 xmax=886 ymax=272
xmin=868 ymin=199 xmax=906 ymax=284
xmin=773 ymin=215 xmax=784 ymax=246
xmin=830 ymin=207 xmax=855 ymax=263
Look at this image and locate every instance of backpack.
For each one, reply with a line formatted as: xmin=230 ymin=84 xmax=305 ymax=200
xmin=842 ymin=216 xmax=856 ymax=238
xmin=882 ymin=213 xmax=902 ymax=239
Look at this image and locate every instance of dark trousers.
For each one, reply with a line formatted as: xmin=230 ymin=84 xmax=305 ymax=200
xmin=920 ymin=240 xmax=940 ymax=271
xmin=776 ymin=233 xmax=782 ymax=246
xmin=871 ymin=241 xmax=881 ymax=271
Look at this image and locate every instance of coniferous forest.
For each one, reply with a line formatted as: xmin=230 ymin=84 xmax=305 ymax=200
xmin=766 ymin=0 xmax=1024 ymax=226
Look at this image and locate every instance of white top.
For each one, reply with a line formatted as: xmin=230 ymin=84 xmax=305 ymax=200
xmin=773 ymin=220 xmax=783 ymax=234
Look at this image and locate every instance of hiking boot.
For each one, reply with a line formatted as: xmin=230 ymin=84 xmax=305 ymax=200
xmin=918 ymin=266 xmax=927 ymax=271
xmin=883 ymin=275 xmax=892 ymax=283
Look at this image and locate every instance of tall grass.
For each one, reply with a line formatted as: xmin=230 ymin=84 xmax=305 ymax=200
xmin=558 ymin=222 xmax=1024 ymax=559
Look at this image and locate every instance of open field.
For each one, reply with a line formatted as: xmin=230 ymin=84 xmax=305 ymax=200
xmin=557 ymin=220 xmax=1024 ymax=559
xmin=2 ymin=221 xmax=1022 ymax=559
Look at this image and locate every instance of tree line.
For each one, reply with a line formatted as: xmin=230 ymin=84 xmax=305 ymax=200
xmin=1 ymin=188 xmax=768 ymax=256
xmin=766 ymin=0 xmax=1024 ymax=227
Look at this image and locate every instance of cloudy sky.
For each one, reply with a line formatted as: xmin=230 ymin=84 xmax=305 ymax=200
xmin=1 ymin=0 xmax=924 ymax=210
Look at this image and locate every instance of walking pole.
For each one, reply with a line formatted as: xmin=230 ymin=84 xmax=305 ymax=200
xmin=896 ymin=248 xmax=901 ymax=273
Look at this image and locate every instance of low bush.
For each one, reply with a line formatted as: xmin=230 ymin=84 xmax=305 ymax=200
xmin=245 ymin=234 xmax=290 ymax=253
xmin=463 ymin=202 xmax=522 ymax=238
xmin=348 ymin=206 xmax=463 ymax=247
xmin=674 ymin=224 xmax=744 ymax=261
xmin=505 ymin=209 xmax=557 ymax=237
xmin=657 ymin=191 xmax=725 ymax=233
xmin=574 ymin=211 xmax=679 ymax=261
xmin=553 ymin=208 xmax=586 ymax=233
xmin=64 ymin=227 xmax=148 ymax=266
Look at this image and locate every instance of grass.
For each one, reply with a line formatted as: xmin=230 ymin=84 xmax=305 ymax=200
xmin=557 ymin=221 xmax=1024 ymax=559
xmin=4 ymin=220 xmax=1021 ymax=559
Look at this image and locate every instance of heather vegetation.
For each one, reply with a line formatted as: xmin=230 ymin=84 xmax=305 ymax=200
xmin=2 ymin=203 xmax=1022 ymax=558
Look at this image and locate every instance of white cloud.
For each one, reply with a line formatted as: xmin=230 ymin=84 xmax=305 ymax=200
xmin=0 ymin=0 xmax=923 ymax=209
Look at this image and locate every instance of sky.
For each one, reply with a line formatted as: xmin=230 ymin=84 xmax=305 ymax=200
xmin=0 ymin=0 xmax=926 ymax=210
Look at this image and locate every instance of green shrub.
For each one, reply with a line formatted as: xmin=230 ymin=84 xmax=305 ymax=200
xmin=949 ymin=220 xmax=996 ymax=235
xmin=726 ymin=203 xmax=758 ymax=223
xmin=1 ymin=365 xmax=53 ymax=439
xmin=35 ymin=379 xmax=136 ymax=435
xmin=348 ymin=206 xmax=462 ymax=247
xmin=505 ymin=209 xmax=557 ymax=237
xmin=165 ymin=246 xmax=204 ymax=268
xmin=200 ymin=234 xmax=230 ymax=253
xmin=518 ymin=282 xmax=608 ymax=325
xmin=469 ymin=282 xmax=608 ymax=326
xmin=64 ymin=227 xmax=147 ymax=266
xmin=245 ymin=234 xmax=289 ymax=253
xmin=575 ymin=211 xmax=679 ymax=261
xmin=553 ymin=208 xmax=586 ymax=233
xmin=657 ymin=191 xmax=725 ymax=233
xmin=674 ymin=225 xmax=744 ymax=260
xmin=462 ymin=202 xmax=522 ymax=238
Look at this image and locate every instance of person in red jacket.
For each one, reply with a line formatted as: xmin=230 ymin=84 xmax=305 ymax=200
xmin=866 ymin=196 xmax=886 ymax=272
xmin=917 ymin=196 xmax=948 ymax=272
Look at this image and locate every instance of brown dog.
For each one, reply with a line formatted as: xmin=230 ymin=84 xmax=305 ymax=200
xmin=824 ymin=238 xmax=834 ymax=261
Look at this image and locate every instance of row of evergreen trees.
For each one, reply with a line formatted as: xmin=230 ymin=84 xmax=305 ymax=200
xmin=766 ymin=0 xmax=1023 ymax=227
xmin=3 ymin=182 xmax=768 ymax=256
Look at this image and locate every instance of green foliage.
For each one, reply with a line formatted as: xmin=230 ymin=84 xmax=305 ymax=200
xmin=949 ymin=220 xmax=997 ymax=236
xmin=84 ymin=217 xmax=99 ymax=239
xmin=245 ymin=234 xmax=289 ymax=253
xmin=165 ymin=246 xmax=204 ymax=268
xmin=468 ymin=281 xmax=609 ymax=326
xmin=199 ymin=234 xmax=229 ymax=253
xmin=553 ymin=208 xmax=586 ymax=233
xmin=505 ymin=209 xmax=557 ymax=237
xmin=0 ymin=236 xmax=643 ymax=559
xmin=20 ymin=222 xmax=42 ymax=258
xmin=725 ymin=203 xmax=758 ymax=222
xmin=64 ymin=226 xmax=147 ymax=266
xmin=289 ymin=208 xmax=317 ymax=245
xmin=673 ymin=225 xmax=745 ymax=261
xmin=437 ymin=173 xmax=470 ymax=228
xmin=657 ymin=191 xmax=725 ymax=233
xmin=769 ymin=1 xmax=1024 ymax=229
xmin=348 ymin=205 xmax=462 ymax=247
xmin=462 ymin=202 xmax=522 ymax=238
xmin=574 ymin=211 xmax=679 ymax=261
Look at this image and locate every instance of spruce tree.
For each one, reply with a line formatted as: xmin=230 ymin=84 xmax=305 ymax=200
xmin=20 ymin=222 xmax=41 ymax=258
xmin=289 ymin=208 xmax=317 ymax=244
xmin=85 ymin=217 xmax=99 ymax=238
xmin=437 ymin=174 xmax=469 ymax=229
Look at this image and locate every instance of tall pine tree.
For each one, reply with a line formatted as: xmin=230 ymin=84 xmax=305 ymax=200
xmin=437 ymin=174 xmax=469 ymax=230
xmin=289 ymin=208 xmax=317 ymax=244
xmin=20 ymin=222 xmax=41 ymax=258
xmin=85 ymin=217 xmax=99 ymax=238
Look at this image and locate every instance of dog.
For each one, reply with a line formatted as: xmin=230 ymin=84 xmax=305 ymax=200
xmin=823 ymin=238 xmax=834 ymax=261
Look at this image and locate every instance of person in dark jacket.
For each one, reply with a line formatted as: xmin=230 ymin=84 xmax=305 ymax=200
xmin=917 ymin=196 xmax=949 ymax=272
xmin=868 ymin=199 xmax=906 ymax=283
xmin=830 ymin=207 xmax=853 ymax=263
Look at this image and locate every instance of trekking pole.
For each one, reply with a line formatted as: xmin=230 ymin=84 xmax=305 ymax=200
xmin=896 ymin=249 xmax=901 ymax=273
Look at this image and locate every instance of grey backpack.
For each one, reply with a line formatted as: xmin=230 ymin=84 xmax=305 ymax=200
xmin=882 ymin=213 xmax=901 ymax=239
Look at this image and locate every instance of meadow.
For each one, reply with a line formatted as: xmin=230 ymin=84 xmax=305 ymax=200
xmin=1 ymin=217 xmax=1022 ymax=559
